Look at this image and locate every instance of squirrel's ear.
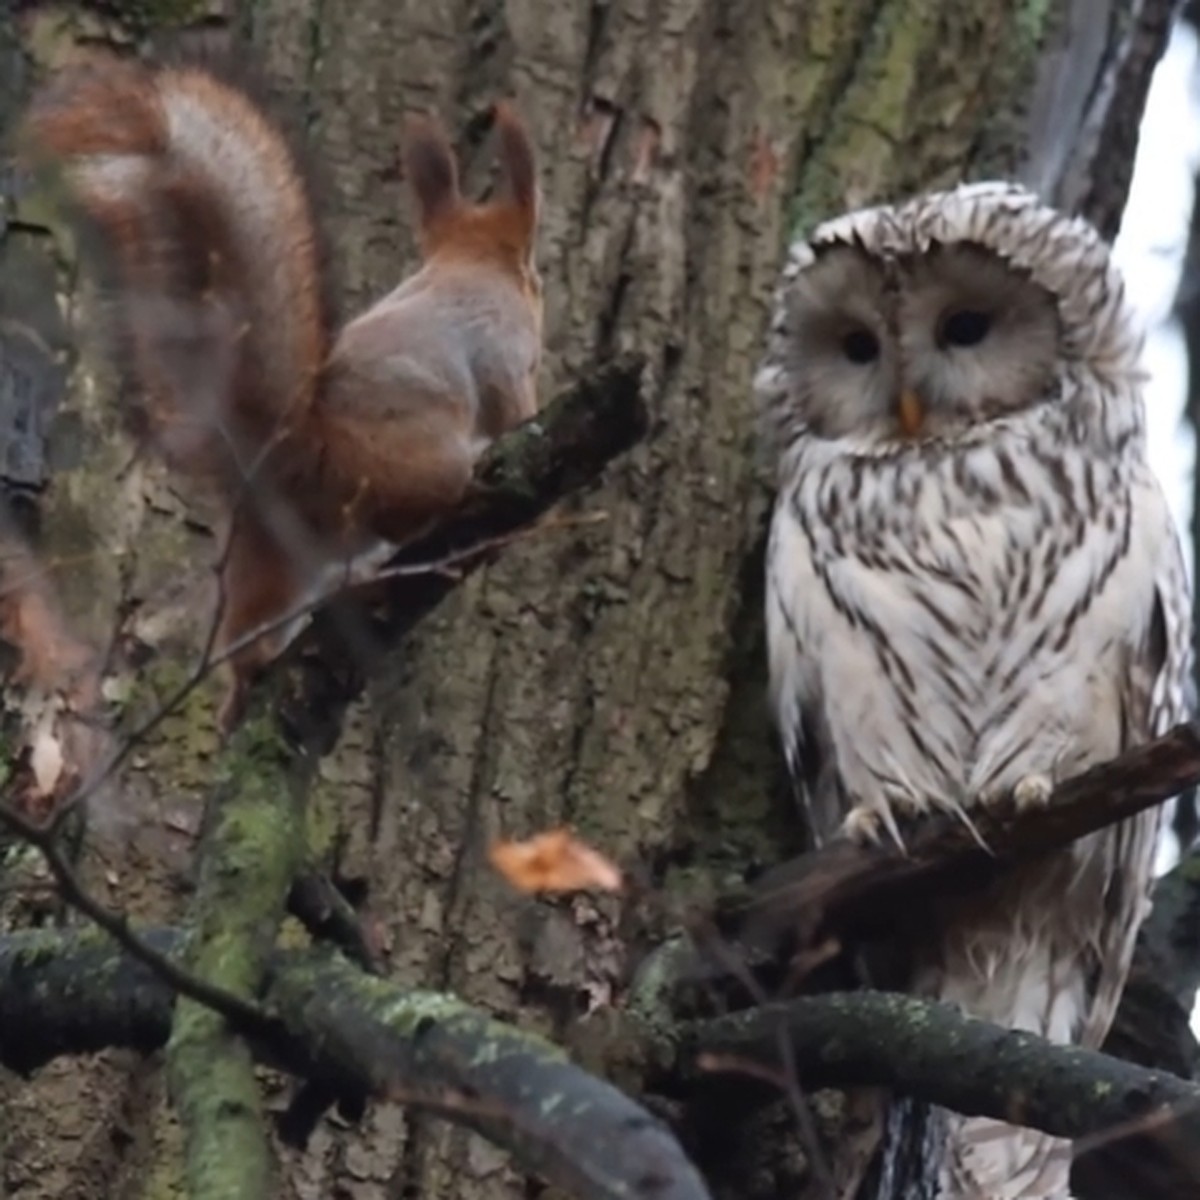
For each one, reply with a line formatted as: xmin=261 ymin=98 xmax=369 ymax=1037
xmin=491 ymin=101 xmax=538 ymax=242
xmin=402 ymin=113 xmax=460 ymax=231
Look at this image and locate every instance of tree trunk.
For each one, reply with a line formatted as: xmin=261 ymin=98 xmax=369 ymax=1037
xmin=0 ymin=1 xmax=1181 ymax=1198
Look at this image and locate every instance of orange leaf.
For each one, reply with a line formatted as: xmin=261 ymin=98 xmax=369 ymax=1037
xmin=488 ymin=828 xmax=623 ymax=895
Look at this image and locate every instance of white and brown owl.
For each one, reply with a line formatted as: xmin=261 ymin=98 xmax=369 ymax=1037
xmin=755 ymin=182 xmax=1193 ymax=1198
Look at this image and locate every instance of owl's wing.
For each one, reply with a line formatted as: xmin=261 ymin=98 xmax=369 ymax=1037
xmin=1114 ymin=477 xmax=1193 ymax=765
xmin=1080 ymin=475 xmax=1193 ymax=1048
xmin=1156 ymin=525 xmax=1200 ymax=848
xmin=1141 ymin=498 xmax=1194 ymax=741
xmin=765 ymin=495 xmax=847 ymax=846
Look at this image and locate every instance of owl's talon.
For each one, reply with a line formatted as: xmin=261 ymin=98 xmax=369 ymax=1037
xmin=842 ymin=807 xmax=883 ymax=846
xmin=1012 ymin=772 xmax=1054 ymax=811
xmin=841 ymin=805 xmax=906 ymax=852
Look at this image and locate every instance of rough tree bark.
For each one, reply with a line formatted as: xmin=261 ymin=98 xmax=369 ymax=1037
xmin=0 ymin=2 xmax=1189 ymax=1199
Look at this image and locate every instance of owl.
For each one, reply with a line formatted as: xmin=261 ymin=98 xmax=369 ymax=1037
xmin=755 ymin=182 xmax=1193 ymax=1199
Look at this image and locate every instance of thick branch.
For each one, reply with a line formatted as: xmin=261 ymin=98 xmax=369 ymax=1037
xmin=0 ymin=927 xmax=711 ymax=1200
xmin=272 ymin=951 xmax=711 ymax=1200
xmin=682 ymin=990 xmax=1200 ymax=1178
xmin=719 ymin=721 xmax=1200 ymax=951
xmin=9 ymin=921 xmax=1198 ymax=1197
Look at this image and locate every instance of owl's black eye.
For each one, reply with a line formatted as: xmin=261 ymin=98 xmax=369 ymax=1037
xmin=940 ymin=309 xmax=991 ymax=348
xmin=841 ymin=328 xmax=880 ymax=365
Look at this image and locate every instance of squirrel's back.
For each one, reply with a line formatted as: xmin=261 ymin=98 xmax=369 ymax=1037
xmin=21 ymin=57 xmax=329 ymax=484
xmin=22 ymin=59 xmax=543 ymax=728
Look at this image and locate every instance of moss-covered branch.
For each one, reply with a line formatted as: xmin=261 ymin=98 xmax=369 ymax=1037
xmin=6 ymin=920 xmax=1200 ymax=1197
xmin=267 ymin=355 xmax=648 ymax=753
xmin=154 ymin=357 xmax=648 ymax=1190
xmin=680 ymin=990 xmax=1200 ymax=1178
xmin=1074 ymin=849 xmax=1200 ymax=1198
xmin=270 ymin=952 xmax=712 ymax=1200
xmin=0 ymin=927 xmax=711 ymax=1200
xmin=165 ymin=717 xmax=307 ymax=1200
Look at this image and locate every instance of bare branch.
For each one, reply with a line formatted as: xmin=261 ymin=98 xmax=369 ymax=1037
xmin=287 ymin=868 xmax=382 ymax=975
xmin=720 ymin=721 xmax=1200 ymax=954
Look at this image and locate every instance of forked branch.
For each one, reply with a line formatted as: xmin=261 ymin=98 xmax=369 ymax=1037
xmin=0 ymin=927 xmax=712 ymax=1200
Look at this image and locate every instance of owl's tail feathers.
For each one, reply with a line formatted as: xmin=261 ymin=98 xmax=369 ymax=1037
xmin=939 ymin=1115 xmax=1074 ymax=1199
xmin=829 ymin=1088 xmax=889 ymax=1200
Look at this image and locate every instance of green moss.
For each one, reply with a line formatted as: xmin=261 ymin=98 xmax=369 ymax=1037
xmin=374 ymin=986 xmax=465 ymax=1031
xmin=299 ymin=958 xmax=573 ymax=1066
xmin=303 ymin=780 xmax=339 ymax=860
xmin=163 ymin=675 xmax=305 ymax=1197
xmin=786 ymin=1 xmax=1064 ymax=239
xmin=625 ymin=934 xmax=698 ymax=1032
xmin=167 ymin=1002 xmax=275 ymax=1199
xmin=139 ymin=1106 xmax=186 ymax=1200
xmin=119 ymin=654 xmax=224 ymax=789
xmin=790 ymin=3 xmax=940 ymax=235
xmin=9 ymin=922 xmax=97 ymax=967
xmin=1176 ymin=849 xmax=1200 ymax=884
xmin=1014 ymin=0 xmax=1055 ymax=41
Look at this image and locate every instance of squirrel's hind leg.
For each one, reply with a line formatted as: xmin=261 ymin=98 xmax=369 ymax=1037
xmin=213 ymin=509 xmax=311 ymax=732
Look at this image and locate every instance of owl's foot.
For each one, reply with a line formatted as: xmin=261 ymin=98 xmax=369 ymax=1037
xmin=1012 ymin=772 xmax=1054 ymax=811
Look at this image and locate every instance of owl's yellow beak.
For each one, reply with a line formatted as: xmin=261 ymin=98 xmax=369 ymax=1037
xmin=897 ymin=389 xmax=924 ymax=437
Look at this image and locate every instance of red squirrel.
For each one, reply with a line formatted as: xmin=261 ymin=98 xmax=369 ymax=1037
xmin=21 ymin=57 xmax=543 ymax=729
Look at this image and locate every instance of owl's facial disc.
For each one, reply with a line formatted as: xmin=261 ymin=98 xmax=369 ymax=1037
xmin=886 ymin=244 xmax=1063 ymax=436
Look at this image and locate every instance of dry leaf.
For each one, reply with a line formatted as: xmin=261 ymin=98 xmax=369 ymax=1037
xmin=488 ymin=828 xmax=623 ymax=895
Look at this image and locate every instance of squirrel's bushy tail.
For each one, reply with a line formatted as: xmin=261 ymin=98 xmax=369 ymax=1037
xmin=21 ymin=57 xmax=330 ymax=488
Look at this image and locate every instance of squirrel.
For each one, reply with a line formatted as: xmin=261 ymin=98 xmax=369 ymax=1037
xmin=20 ymin=56 xmax=543 ymax=730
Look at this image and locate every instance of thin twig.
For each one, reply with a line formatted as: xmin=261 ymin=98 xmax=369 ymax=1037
xmin=686 ymin=915 xmax=835 ymax=1196
xmin=35 ymin=511 xmax=610 ymax=833
xmin=0 ymin=799 xmax=280 ymax=1039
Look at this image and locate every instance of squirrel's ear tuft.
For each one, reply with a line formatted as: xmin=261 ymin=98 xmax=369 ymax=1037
xmin=491 ymin=101 xmax=538 ymax=242
xmin=402 ymin=113 xmax=461 ymax=231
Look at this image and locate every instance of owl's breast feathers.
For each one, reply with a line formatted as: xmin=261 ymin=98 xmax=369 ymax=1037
xmin=766 ymin=401 xmax=1178 ymax=841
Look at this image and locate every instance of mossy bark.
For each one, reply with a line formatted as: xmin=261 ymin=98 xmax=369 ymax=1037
xmin=164 ymin=716 xmax=307 ymax=1200
xmin=0 ymin=1 xmax=1175 ymax=1198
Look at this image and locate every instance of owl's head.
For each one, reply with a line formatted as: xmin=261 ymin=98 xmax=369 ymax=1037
xmin=756 ymin=183 xmax=1143 ymax=451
